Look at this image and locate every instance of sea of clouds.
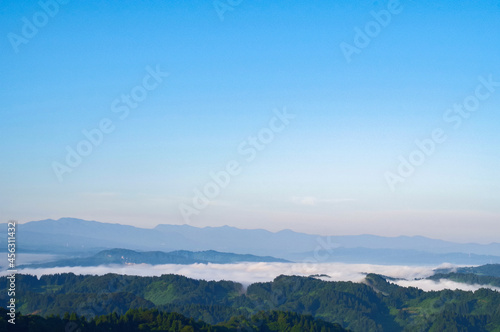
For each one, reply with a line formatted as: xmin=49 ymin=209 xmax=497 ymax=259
xmin=5 ymin=262 xmax=499 ymax=292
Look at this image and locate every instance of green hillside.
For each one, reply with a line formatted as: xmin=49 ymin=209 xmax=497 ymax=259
xmin=17 ymin=248 xmax=289 ymax=269
xmin=1 ymin=273 xmax=500 ymax=331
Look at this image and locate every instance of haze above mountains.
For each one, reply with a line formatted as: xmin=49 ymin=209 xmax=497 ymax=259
xmin=3 ymin=218 xmax=500 ymax=265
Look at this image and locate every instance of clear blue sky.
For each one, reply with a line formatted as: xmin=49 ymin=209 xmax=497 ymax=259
xmin=1 ymin=0 xmax=499 ymax=242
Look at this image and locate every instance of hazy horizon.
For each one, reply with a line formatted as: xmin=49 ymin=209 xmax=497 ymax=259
xmin=9 ymin=216 xmax=500 ymax=245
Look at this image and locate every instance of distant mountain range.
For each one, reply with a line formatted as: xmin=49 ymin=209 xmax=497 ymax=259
xmin=2 ymin=217 xmax=500 ymax=265
xmin=18 ymin=248 xmax=289 ymax=269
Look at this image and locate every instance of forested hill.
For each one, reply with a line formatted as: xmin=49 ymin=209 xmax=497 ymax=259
xmin=429 ymin=264 xmax=500 ymax=288
xmin=434 ymin=263 xmax=500 ymax=277
xmin=17 ymin=248 xmax=289 ymax=269
xmin=0 ymin=308 xmax=348 ymax=332
xmin=2 ymin=273 xmax=500 ymax=331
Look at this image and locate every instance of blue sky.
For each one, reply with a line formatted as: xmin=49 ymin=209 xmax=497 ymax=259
xmin=1 ymin=0 xmax=499 ymax=242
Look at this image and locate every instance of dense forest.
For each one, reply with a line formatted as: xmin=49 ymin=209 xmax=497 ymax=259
xmin=1 ymin=272 xmax=500 ymax=331
xmin=0 ymin=307 xmax=347 ymax=332
xmin=429 ymin=273 xmax=500 ymax=288
xmin=434 ymin=264 xmax=500 ymax=278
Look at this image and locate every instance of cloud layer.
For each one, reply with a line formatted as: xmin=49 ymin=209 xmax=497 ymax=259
xmin=4 ymin=262 xmax=498 ymax=292
xmin=392 ymin=279 xmax=500 ymax=292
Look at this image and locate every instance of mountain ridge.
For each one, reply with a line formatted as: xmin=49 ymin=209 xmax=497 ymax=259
xmin=3 ymin=218 xmax=500 ymax=265
xmin=17 ymin=248 xmax=290 ymax=269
